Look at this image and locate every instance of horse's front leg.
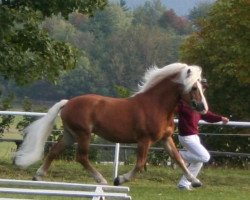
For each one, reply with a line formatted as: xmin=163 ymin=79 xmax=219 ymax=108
xmin=114 ymin=139 xmax=151 ymax=186
xmin=164 ymin=136 xmax=202 ymax=187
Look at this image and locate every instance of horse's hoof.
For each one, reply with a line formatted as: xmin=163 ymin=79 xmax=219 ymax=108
xmin=114 ymin=177 xmax=120 ymax=186
xmin=191 ymin=180 xmax=202 ymax=188
xmin=97 ymin=179 xmax=108 ymax=185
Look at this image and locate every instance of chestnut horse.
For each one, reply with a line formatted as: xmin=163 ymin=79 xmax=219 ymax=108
xmin=14 ymin=63 xmax=208 ymax=187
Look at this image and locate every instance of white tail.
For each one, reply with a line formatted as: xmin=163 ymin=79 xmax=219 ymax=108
xmin=14 ymin=100 xmax=68 ymax=168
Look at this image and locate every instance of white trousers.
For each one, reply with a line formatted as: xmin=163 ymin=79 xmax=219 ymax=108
xmin=178 ymin=134 xmax=210 ymax=187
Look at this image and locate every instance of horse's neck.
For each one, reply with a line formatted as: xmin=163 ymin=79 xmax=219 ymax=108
xmin=136 ymin=79 xmax=181 ymax=115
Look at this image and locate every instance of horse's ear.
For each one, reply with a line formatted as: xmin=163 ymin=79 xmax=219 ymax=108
xmin=186 ymin=68 xmax=191 ymax=78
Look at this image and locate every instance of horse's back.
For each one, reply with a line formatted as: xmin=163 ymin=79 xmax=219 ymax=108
xmin=62 ymin=94 xmax=132 ymax=114
xmin=60 ymin=94 xmax=113 ymax=122
xmin=60 ymin=94 xmax=139 ymax=142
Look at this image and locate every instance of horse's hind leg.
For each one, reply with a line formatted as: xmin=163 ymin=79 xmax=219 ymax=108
xmin=164 ymin=136 xmax=202 ymax=187
xmin=33 ymin=129 xmax=75 ymax=181
xmin=76 ymin=134 xmax=108 ymax=184
xmin=114 ymin=139 xmax=151 ymax=185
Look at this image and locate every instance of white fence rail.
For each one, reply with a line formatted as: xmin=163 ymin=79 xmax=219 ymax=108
xmin=1 ymin=110 xmax=250 ymax=127
xmin=0 ymin=179 xmax=131 ymax=199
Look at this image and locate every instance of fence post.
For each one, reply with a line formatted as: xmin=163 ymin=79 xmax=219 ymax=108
xmin=113 ymin=143 xmax=120 ymax=179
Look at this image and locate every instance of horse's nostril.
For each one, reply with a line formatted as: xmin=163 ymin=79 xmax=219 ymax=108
xmin=196 ymin=103 xmax=205 ymax=112
xmin=191 ymin=100 xmax=205 ymax=112
xmin=191 ymin=100 xmax=198 ymax=109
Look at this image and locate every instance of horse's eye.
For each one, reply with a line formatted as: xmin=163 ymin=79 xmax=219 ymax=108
xmin=192 ymin=87 xmax=197 ymax=91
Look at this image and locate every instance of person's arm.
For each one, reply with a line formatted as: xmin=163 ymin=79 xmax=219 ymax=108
xmin=201 ymin=110 xmax=229 ymax=124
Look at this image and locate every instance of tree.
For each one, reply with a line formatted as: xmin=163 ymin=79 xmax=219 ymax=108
xmin=88 ymin=4 xmax=132 ymax=39
xmin=56 ymin=55 xmax=110 ymax=97
xmin=133 ymin=0 xmax=166 ymax=28
xmin=1 ymin=0 xmax=107 ymax=18
xmin=0 ymin=12 xmax=77 ymax=85
xmin=0 ymin=0 xmax=107 ymax=137
xmin=159 ymin=9 xmax=192 ymax=35
xmin=188 ymin=2 xmax=213 ymax=22
xmin=181 ymin=0 xmax=250 ymax=120
xmin=43 ymin=14 xmax=95 ymax=51
xmin=0 ymin=0 xmax=107 ymax=85
xmin=7 ymin=2 xmax=186 ymax=98
xmin=182 ymin=0 xmax=250 ymax=85
xmin=102 ymin=25 xmax=183 ymax=90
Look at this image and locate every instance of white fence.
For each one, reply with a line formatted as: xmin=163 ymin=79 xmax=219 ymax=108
xmin=0 ymin=179 xmax=131 ymax=199
xmin=1 ymin=110 xmax=250 ymax=126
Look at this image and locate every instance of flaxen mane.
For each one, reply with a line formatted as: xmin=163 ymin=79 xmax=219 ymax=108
xmin=136 ymin=63 xmax=202 ymax=94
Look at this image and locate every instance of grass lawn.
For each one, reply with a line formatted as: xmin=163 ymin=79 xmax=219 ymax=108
xmin=0 ymin=141 xmax=249 ymax=199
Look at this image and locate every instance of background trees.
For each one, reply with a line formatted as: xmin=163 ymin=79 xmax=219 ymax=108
xmin=6 ymin=1 xmax=187 ymax=98
xmin=0 ymin=0 xmax=107 ymax=85
xmin=180 ymin=0 xmax=250 ymax=121
xmin=0 ymin=0 xmax=108 ymax=138
xmin=1 ymin=0 xmax=249 ymax=123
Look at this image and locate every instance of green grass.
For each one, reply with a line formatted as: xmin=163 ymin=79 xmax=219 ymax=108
xmin=0 ymin=141 xmax=249 ymax=199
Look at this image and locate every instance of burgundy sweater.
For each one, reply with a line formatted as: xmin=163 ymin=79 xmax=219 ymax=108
xmin=177 ymin=100 xmax=223 ymax=136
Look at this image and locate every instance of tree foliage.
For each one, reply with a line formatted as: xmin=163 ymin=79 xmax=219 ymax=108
xmin=0 ymin=0 xmax=107 ymax=85
xmin=101 ymin=25 xmax=183 ymax=91
xmin=132 ymin=0 xmax=165 ymax=27
xmin=188 ymin=2 xmax=212 ymax=22
xmin=159 ymin=9 xmax=192 ymax=34
xmin=1 ymin=0 xmax=107 ymax=18
xmin=181 ymin=0 xmax=250 ymax=120
xmin=182 ymin=0 xmax=250 ymax=84
xmin=2 ymin=2 xmax=185 ymax=100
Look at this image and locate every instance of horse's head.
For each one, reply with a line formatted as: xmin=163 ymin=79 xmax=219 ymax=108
xmin=180 ymin=68 xmax=208 ymax=114
xmin=134 ymin=63 xmax=209 ymax=114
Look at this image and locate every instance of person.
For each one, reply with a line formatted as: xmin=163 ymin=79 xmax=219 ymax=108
xmin=176 ymin=79 xmax=229 ymax=190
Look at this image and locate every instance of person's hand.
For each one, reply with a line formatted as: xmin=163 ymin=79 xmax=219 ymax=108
xmin=222 ymin=117 xmax=229 ymax=124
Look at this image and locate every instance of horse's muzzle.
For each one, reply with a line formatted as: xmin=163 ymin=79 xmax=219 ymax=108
xmin=191 ymin=100 xmax=206 ymax=113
